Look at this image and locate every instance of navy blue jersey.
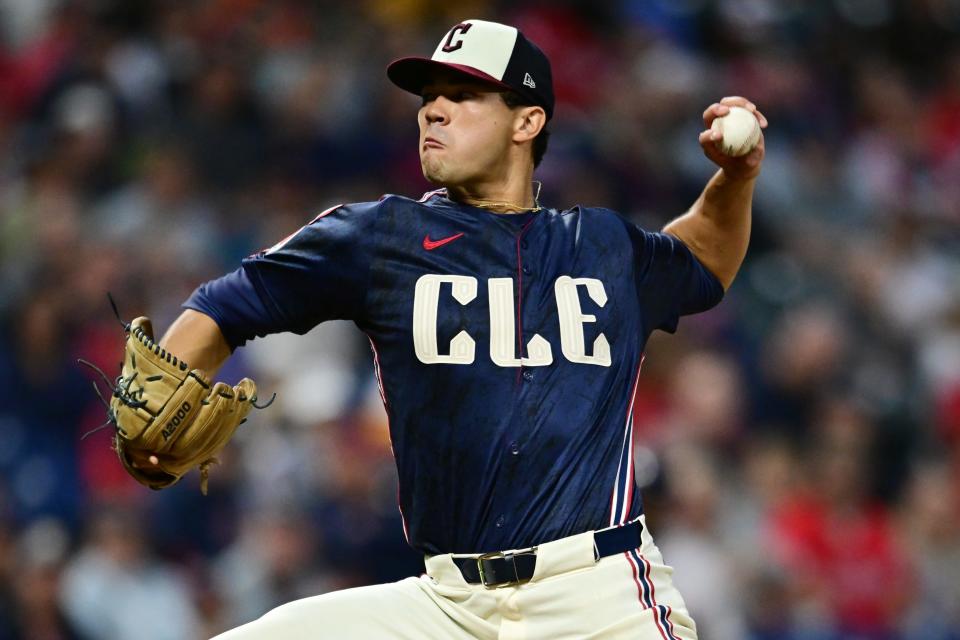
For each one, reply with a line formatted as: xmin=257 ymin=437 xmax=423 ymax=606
xmin=185 ymin=189 xmax=723 ymax=555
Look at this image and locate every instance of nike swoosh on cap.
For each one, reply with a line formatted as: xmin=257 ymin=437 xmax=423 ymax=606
xmin=423 ymin=232 xmax=465 ymax=250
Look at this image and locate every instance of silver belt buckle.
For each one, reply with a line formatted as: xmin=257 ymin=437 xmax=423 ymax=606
xmin=476 ymin=548 xmax=534 ymax=588
xmin=476 ymin=551 xmax=508 ymax=588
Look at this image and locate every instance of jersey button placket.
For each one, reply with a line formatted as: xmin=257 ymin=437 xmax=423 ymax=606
xmin=515 ymin=218 xmax=536 ymax=385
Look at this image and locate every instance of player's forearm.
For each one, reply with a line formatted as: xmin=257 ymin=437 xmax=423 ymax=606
xmin=662 ymin=169 xmax=754 ymax=290
xmin=159 ymin=309 xmax=232 ymax=377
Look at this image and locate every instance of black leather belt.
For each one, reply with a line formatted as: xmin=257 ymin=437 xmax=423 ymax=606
xmin=452 ymin=520 xmax=643 ymax=588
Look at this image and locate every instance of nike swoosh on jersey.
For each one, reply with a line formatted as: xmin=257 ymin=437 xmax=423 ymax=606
xmin=422 ymin=232 xmax=465 ymax=250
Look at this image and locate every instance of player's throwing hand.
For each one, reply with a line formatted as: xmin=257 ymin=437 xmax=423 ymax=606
xmin=699 ymin=96 xmax=768 ymax=180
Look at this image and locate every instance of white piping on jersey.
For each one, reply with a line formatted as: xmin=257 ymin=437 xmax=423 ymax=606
xmin=608 ymin=355 xmax=645 ymax=527
xmin=418 ymin=188 xmax=447 ymax=202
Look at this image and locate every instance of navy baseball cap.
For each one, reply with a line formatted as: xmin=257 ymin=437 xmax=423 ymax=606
xmin=387 ymin=19 xmax=555 ymax=120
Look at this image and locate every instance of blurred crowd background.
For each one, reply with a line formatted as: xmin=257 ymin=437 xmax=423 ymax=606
xmin=1 ymin=0 xmax=959 ymax=638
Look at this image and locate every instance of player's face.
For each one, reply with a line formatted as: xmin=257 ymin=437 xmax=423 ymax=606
xmin=418 ymin=79 xmax=516 ymax=187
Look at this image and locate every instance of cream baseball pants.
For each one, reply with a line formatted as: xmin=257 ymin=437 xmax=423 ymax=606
xmin=213 ymin=516 xmax=697 ymax=639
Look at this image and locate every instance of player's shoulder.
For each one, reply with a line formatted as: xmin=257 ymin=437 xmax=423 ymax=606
xmin=318 ymin=198 xmax=383 ymax=221
xmin=554 ymin=203 xmax=619 ymax=220
xmin=377 ymin=189 xmax=444 ymax=209
xmin=260 ymin=199 xmax=383 ymax=254
xmin=369 ymin=189 xmax=450 ymax=218
xmin=554 ymin=204 xmax=645 ymax=236
xmin=289 ymin=190 xmax=447 ymax=238
xmin=293 ymin=197 xmax=393 ymax=233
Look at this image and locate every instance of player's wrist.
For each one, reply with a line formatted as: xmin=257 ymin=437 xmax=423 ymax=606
xmin=715 ymin=165 xmax=760 ymax=186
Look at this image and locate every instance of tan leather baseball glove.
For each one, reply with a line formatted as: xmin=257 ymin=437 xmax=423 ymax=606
xmin=104 ymin=316 xmax=259 ymax=494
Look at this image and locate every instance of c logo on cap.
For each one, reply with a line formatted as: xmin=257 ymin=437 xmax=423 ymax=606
xmin=441 ymin=23 xmax=472 ymax=53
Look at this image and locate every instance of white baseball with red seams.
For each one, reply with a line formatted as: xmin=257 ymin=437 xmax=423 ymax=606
xmin=710 ymin=106 xmax=761 ymax=157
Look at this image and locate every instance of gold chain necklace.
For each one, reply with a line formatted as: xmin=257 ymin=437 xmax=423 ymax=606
xmin=456 ymin=181 xmax=544 ymax=214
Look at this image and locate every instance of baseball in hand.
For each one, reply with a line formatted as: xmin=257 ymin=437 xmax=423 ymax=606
xmin=710 ymin=106 xmax=761 ymax=157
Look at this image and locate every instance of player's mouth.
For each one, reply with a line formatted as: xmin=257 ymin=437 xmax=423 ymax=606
xmin=423 ymin=136 xmax=444 ymax=151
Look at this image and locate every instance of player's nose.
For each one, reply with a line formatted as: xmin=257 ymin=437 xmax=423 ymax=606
xmin=423 ymin=97 xmax=450 ymax=125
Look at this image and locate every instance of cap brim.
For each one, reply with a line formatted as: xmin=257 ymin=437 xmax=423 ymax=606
xmin=387 ymin=57 xmax=513 ymax=96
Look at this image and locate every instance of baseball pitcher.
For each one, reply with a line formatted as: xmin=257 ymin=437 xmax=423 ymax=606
xmin=102 ymin=19 xmax=766 ymax=639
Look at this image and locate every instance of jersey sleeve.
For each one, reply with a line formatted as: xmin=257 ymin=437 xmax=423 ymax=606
xmin=630 ymin=225 xmax=725 ymax=334
xmin=183 ymin=202 xmax=379 ymax=349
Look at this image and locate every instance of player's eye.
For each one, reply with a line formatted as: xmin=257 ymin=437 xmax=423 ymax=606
xmin=420 ymin=90 xmax=477 ymax=106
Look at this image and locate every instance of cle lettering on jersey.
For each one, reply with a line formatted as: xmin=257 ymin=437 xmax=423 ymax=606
xmin=412 ymin=274 xmax=610 ymax=367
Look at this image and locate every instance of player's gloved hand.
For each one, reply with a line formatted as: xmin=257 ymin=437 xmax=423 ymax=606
xmin=104 ymin=316 xmax=260 ymax=494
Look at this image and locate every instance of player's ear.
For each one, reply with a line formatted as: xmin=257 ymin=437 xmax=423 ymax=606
xmin=512 ymin=106 xmax=546 ymax=144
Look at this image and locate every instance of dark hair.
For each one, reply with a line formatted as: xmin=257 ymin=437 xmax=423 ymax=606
xmin=500 ymin=91 xmax=550 ymax=168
